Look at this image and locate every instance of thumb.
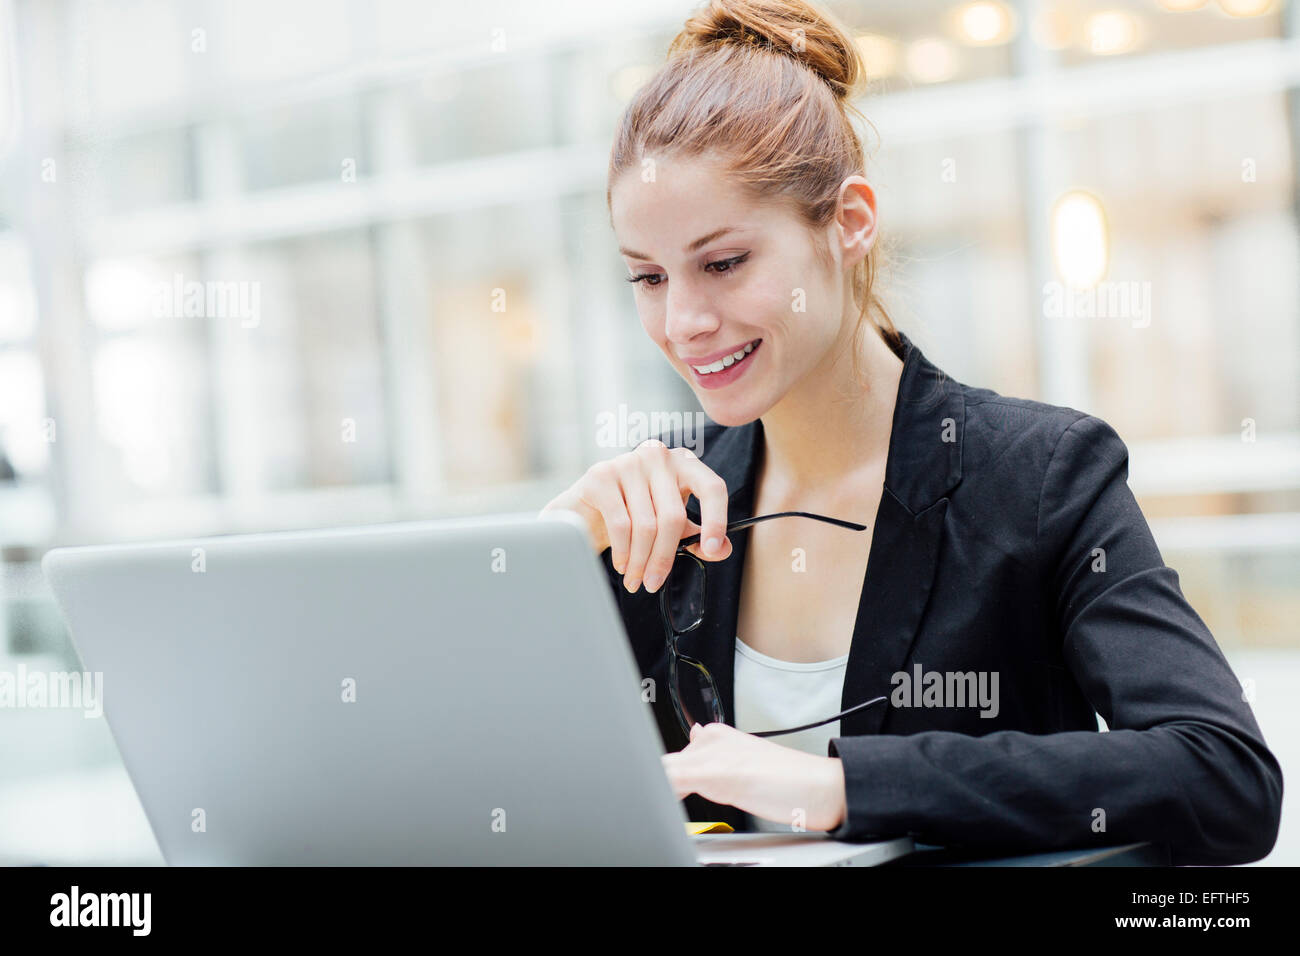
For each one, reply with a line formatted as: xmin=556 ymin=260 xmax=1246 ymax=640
xmin=682 ymin=520 xmax=732 ymax=561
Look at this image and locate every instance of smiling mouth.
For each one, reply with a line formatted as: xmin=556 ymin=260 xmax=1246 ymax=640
xmin=690 ymin=339 xmax=761 ymax=375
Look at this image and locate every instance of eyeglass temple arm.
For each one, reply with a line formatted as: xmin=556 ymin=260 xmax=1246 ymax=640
xmin=748 ymin=695 xmax=887 ymax=739
xmin=678 ymin=511 xmax=867 ymax=548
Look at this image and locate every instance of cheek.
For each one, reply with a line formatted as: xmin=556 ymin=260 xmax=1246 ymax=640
xmin=746 ymin=274 xmax=801 ymax=333
xmin=773 ymin=261 xmax=835 ymax=328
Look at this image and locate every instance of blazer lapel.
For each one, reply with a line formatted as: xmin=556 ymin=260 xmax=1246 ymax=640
xmin=840 ymin=492 xmax=948 ymax=735
xmin=841 ymin=335 xmax=963 ymax=736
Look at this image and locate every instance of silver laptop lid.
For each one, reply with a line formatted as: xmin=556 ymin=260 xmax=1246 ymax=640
xmin=42 ymin=512 xmax=695 ymax=865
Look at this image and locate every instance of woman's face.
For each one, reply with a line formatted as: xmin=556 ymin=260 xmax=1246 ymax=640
xmin=610 ymin=154 xmax=865 ymax=427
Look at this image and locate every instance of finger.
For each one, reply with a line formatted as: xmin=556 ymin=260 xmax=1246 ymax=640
xmin=579 ymin=461 xmax=632 ymax=573
xmin=674 ymin=452 xmax=731 ymax=560
xmin=642 ymin=459 xmax=687 ymax=593
xmin=684 ymin=534 xmax=731 ymax=562
xmin=679 ymin=517 xmax=714 ymax=560
xmin=616 ymin=456 xmax=658 ymax=592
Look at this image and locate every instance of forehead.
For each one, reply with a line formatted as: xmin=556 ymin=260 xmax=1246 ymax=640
xmin=610 ymin=154 xmax=777 ymax=255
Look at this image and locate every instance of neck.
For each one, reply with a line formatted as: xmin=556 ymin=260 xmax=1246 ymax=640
xmin=756 ymin=322 xmax=904 ymax=502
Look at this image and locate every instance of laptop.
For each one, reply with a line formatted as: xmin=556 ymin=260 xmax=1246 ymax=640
xmin=41 ymin=511 xmax=912 ymax=866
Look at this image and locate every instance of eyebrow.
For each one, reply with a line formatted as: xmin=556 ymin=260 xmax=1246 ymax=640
xmin=618 ymin=226 xmax=741 ymax=261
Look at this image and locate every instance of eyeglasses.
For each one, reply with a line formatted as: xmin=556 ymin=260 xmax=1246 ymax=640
xmin=660 ymin=510 xmax=888 ymax=739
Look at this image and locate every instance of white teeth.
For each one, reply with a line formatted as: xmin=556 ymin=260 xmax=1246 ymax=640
xmin=693 ymin=341 xmax=759 ymax=374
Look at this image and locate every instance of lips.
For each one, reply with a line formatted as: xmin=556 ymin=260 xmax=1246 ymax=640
xmin=684 ymin=338 xmax=761 ymax=374
xmin=686 ymin=339 xmax=762 ymax=390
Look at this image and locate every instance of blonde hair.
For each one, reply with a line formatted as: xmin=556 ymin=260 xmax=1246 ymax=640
xmin=607 ymin=0 xmax=900 ymax=383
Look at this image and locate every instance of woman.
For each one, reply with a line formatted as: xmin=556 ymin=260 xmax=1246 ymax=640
xmin=541 ymin=0 xmax=1282 ymax=865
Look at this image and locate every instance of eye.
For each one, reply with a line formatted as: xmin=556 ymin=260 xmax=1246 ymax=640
xmin=706 ymin=252 xmax=750 ymax=274
xmin=625 ymin=252 xmax=750 ymax=292
xmin=626 ymin=272 xmax=665 ymax=288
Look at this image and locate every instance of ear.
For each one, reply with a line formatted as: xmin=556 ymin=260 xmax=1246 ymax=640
xmin=835 ymin=175 xmax=879 ymax=270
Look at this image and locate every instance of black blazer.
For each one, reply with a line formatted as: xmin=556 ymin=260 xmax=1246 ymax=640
xmin=598 ymin=334 xmax=1283 ymax=865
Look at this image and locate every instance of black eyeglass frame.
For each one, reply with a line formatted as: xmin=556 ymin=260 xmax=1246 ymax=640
xmin=659 ymin=511 xmax=888 ymax=739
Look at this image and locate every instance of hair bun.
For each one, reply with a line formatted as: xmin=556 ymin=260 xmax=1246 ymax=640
xmin=670 ymin=0 xmax=865 ymax=102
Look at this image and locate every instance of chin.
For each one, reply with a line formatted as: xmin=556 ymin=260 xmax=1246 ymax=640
xmin=696 ymin=394 xmax=767 ymax=429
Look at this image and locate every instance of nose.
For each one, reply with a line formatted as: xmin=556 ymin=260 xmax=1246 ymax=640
xmin=663 ymin=281 xmax=720 ymax=344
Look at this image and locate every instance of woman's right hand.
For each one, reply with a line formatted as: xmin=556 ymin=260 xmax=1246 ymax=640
xmin=539 ymin=438 xmax=734 ymax=594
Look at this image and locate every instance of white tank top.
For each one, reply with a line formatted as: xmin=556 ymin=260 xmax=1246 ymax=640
xmin=732 ymin=636 xmax=850 ymax=833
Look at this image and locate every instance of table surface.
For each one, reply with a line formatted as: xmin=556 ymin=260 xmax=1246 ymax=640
xmin=0 ymin=765 xmax=1170 ymax=866
xmin=895 ymin=842 xmax=1170 ymax=866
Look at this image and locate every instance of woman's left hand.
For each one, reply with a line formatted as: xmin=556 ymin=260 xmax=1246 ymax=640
xmin=661 ymin=722 xmax=847 ymax=832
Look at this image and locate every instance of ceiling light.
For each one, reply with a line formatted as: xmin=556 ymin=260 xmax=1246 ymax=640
xmin=1082 ymin=10 xmax=1143 ymax=56
xmin=905 ymin=37 xmax=960 ymax=84
xmin=955 ymin=2 xmax=1017 ymax=46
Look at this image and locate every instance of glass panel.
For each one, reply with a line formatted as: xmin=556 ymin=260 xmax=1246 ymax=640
xmin=404 ymin=57 xmax=557 ymax=165
xmin=238 ymin=95 xmax=367 ymax=191
xmin=417 ymin=202 xmax=553 ymax=489
xmin=83 ymin=253 xmax=217 ymax=500
xmin=88 ymin=128 xmax=195 ymax=217
xmin=1060 ymin=92 xmax=1300 ymax=440
xmin=227 ymin=230 xmax=391 ymax=490
xmin=0 ymin=351 xmax=49 ymax=479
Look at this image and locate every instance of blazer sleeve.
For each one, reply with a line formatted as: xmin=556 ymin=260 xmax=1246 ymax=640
xmin=827 ymin=415 xmax=1284 ymax=865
